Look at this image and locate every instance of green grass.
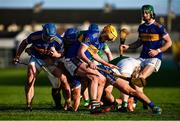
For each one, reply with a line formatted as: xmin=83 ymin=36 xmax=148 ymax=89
xmin=0 ymin=66 xmax=180 ymax=120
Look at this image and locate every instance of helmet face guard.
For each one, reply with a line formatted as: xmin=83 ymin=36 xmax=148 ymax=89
xmin=64 ymin=28 xmax=79 ymax=43
xmin=141 ymin=5 xmax=155 ymax=19
xmin=101 ymin=24 xmax=117 ymax=42
xmin=42 ymin=23 xmax=57 ymax=38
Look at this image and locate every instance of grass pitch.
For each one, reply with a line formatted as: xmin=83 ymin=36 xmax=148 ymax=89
xmin=0 ymin=65 xmax=180 ymax=120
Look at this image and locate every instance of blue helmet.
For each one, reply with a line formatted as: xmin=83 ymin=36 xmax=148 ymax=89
xmin=64 ymin=27 xmax=79 ymax=40
xmin=88 ymin=23 xmax=99 ymax=33
xmin=42 ymin=23 xmax=56 ymax=37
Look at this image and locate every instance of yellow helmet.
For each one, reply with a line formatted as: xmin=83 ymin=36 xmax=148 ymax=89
xmin=101 ymin=24 xmax=118 ymax=42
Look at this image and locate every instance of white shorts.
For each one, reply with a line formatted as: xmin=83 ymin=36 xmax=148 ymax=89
xmin=138 ymin=58 xmax=161 ymax=72
xmin=29 ymin=56 xmax=60 ymax=88
xmin=117 ymin=58 xmax=141 ymax=77
xmin=61 ymin=57 xmax=82 ymax=76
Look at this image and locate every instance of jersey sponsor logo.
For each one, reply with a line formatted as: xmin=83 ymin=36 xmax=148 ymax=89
xmin=140 ymin=33 xmax=160 ymax=41
xmin=87 ymin=44 xmax=99 ymax=55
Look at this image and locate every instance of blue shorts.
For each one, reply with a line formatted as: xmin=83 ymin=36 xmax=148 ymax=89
xmin=70 ymin=76 xmax=81 ymax=89
xmin=97 ymin=65 xmax=117 ymax=84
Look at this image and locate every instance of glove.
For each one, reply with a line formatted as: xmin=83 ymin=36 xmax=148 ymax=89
xmin=130 ymin=77 xmax=146 ymax=87
xmin=12 ymin=56 xmax=20 ymax=65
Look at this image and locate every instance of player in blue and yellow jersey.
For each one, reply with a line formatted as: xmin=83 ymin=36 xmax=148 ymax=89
xmin=13 ymin=23 xmax=71 ymax=111
xmin=77 ymin=24 xmax=163 ymax=115
xmin=121 ymin=5 xmax=172 ymax=110
xmin=62 ymin=26 xmax=106 ymax=112
xmin=78 ymin=24 xmax=118 ymax=104
xmin=121 ymin=4 xmax=172 ymax=80
xmin=79 ymin=23 xmax=114 ymax=106
xmin=62 ymin=24 xmax=163 ymax=114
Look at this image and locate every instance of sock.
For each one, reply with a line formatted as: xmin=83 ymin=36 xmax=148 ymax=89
xmin=84 ymin=99 xmax=90 ymax=103
xmin=148 ymin=102 xmax=155 ymax=109
xmin=122 ymin=101 xmax=128 ymax=108
xmin=134 ymin=97 xmax=138 ymax=104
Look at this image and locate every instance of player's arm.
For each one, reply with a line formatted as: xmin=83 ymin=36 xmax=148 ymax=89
xmin=159 ymin=34 xmax=172 ymax=52
xmin=104 ymin=45 xmax=113 ymax=61
xmin=13 ymin=39 xmax=29 ymax=64
xmin=149 ymin=26 xmax=172 ymax=57
xmin=120 ymin=38 xmax=143 ymax=52
xmin=149 ymin=34 xmax=172 ymax=57
xmin=128 ymin=38 xmax=143 ymax=49
xmin=78 ymin=43 xmax=92 ymax=64
xmin=158 ymin=25 xmax=172 ymax=53
xmin=78 ymin=43 xmax=97 ymax=69
xmin=50 ymin=47 xmax=63 ymax=58
xmin=50 ymin=37 xmax=64 ymax=58
xmin=92 ymin=52 xmax=118 ymax=69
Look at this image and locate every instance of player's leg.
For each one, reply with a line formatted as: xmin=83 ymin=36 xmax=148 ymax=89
xmin=70 ymin=76 xmax=81 ymax=111
xmin=102 ymin=84 xmax=114 ymax=105
xmin=81 ymin=78 xmax=90 ymax=107
xmin=51 ymin=87 xmax=62 ymax=109
xmin=96 ymin=73 xmax=106 ymax=103
xmin=25 ymin=60 xmax=40 ymax=111
xmin=139 ymin=65 xmax=155 ymax=79
xmin=138 ymin=58 xmax=161 ymax=109
xmin=47 ymin=71 xmax=62 ymax=110
xmin=52 ymin=67 xmax=72 ymax=110
xmin=139 ymin=58 xmax=161 ymax=81
xmin=76 ymin=63 xmax=100 ymax=109
xmin=71 ymin=86 xmax=81 ymax=111
xmin=83 ymin=87 xmax=90 ymax=107
xmin=114 ymin=78 xmax=162 ymax=114
xmin=62 ymin=57 xmax=102 ymax=110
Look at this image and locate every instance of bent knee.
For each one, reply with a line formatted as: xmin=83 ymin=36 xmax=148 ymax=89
xmin=60 ymin=74 xmax=68 ymax=83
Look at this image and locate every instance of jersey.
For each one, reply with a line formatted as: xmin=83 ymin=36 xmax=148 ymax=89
xmin=64 ymin=41 xmax=81 ymax=58
xmin=64 ymin=30 xmax=87 ymax=58
xmin=109 ymin=56 xmax=129 ymax=65
xmin=26 ymin=31 xmax=64 ymax=60
xmin=117 ymin=57 xmax=140 ymax=77
xmin=82 ymin=31 xmax=109 ymax=61
xmin=138 ymin=21 xmax=168 ymax=60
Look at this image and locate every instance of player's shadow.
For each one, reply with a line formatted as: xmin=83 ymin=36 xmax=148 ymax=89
xmin=0 ymin=104 xmax=91 ymax=113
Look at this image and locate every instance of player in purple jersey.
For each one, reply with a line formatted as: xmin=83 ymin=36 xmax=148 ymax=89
xmin=121 ymin=4 xmax=172 ymax=80
xmin=13 ymin=23 xmax=71 ymax=111
xmin=120 ymin=5 xmax=172 ymax=109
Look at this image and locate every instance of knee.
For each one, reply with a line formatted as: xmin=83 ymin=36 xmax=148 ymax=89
xmin=104 ymin=89 xmax=111 ymax=97
xmin=27 ymin=71 xmax=37 ymax=81
xmin=128 ymin=89 xmax=137 ymax=96
xmin=26 ymin=77 xmax=35 ymax=87
xmin=60 ymin=74 xmax=68 ymax=84
xmin=139 ymin=72 xmax=147 ymax=79
xmin=98 ymin=76 xmax=106 ymax=86
xmin=73 ymin=88 xmax=81 ymax=98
